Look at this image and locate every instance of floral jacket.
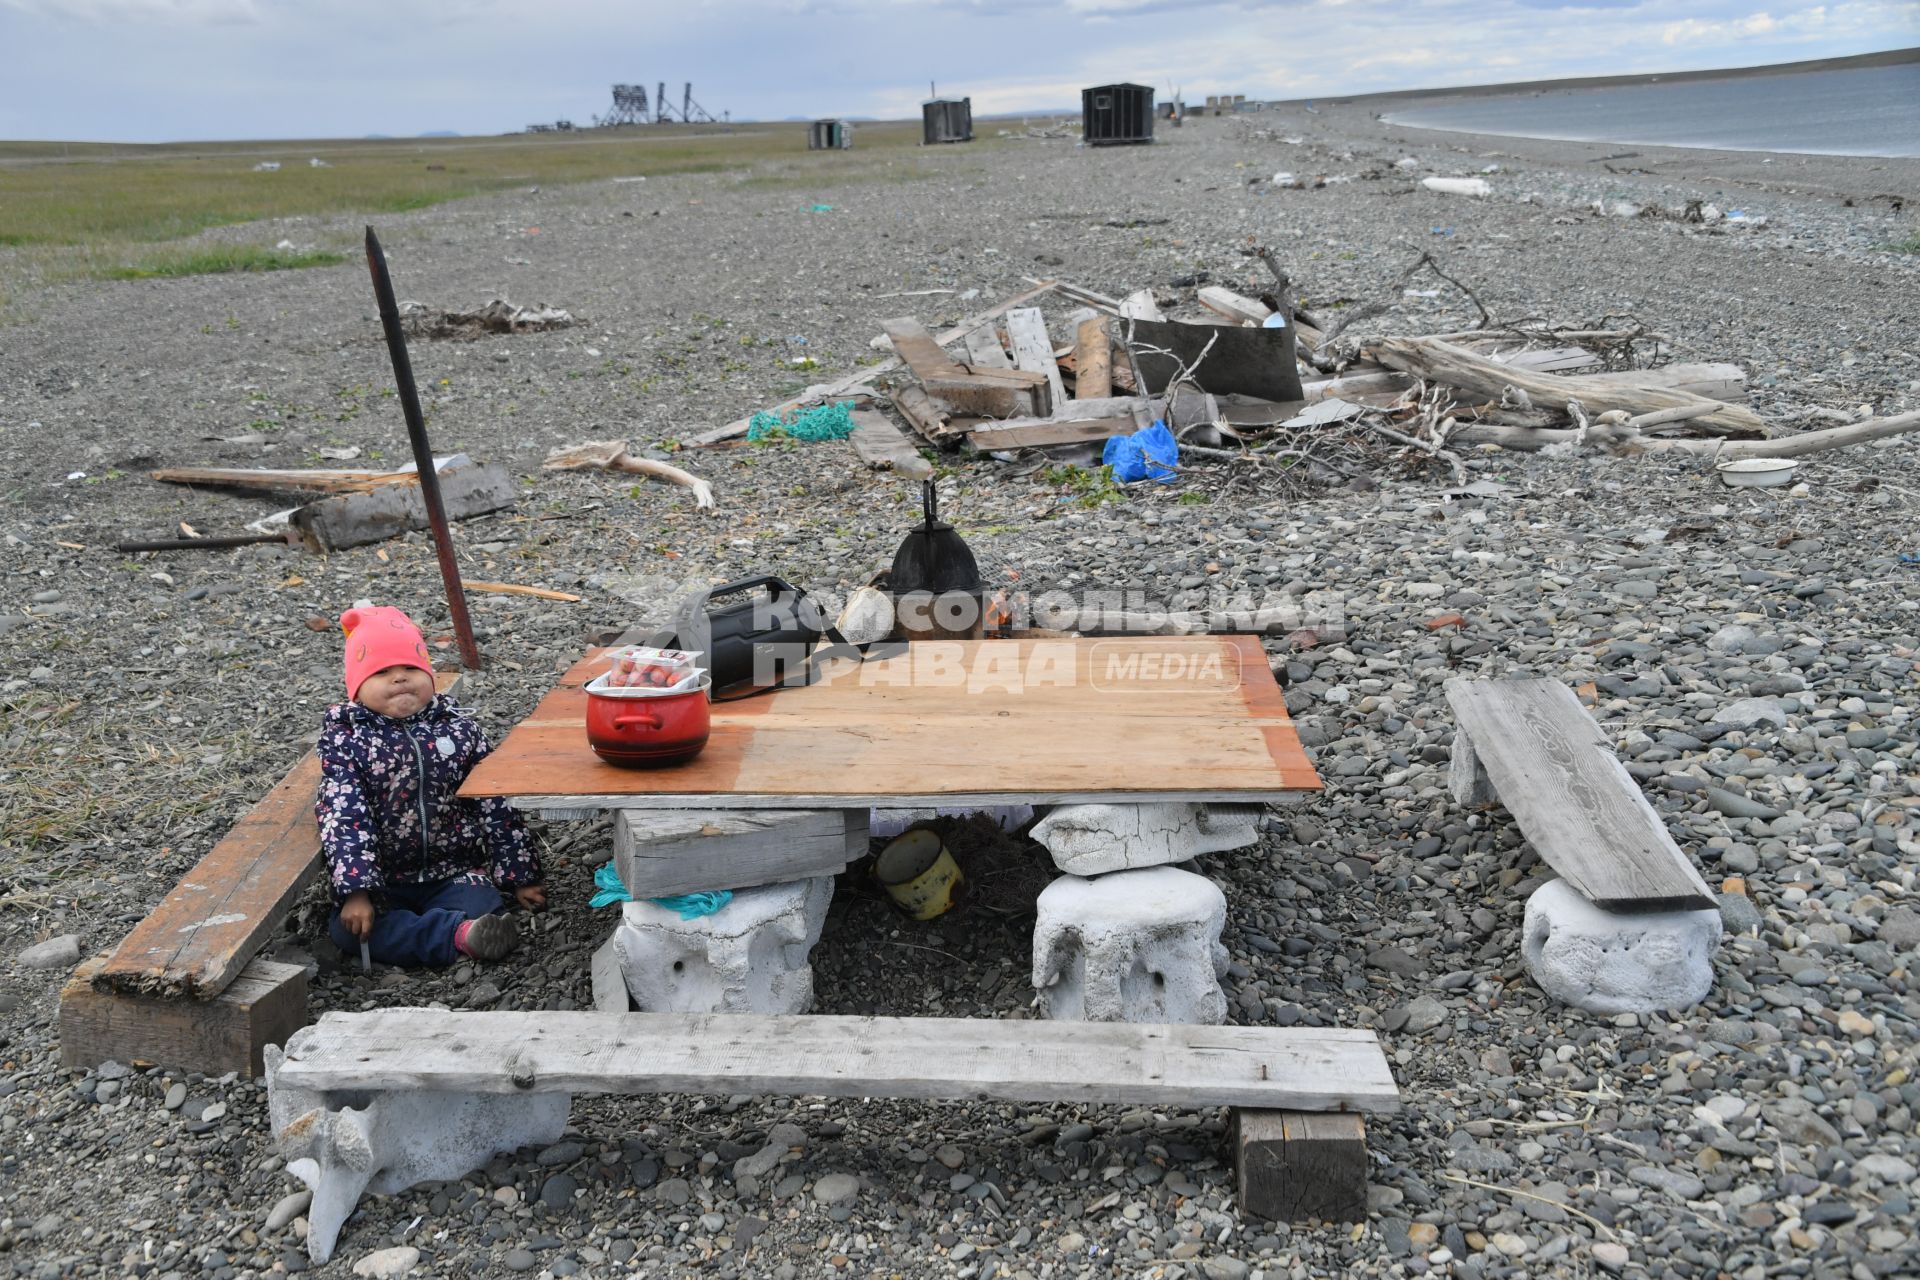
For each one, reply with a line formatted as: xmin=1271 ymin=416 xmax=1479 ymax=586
xmin=314 ymin=695 xmax=540 ymax=902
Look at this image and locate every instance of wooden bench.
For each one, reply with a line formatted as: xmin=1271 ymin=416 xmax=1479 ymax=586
xmin=59 ymin=673 xmax=462 ymax=1076
xmin=1446 ymin=677 xmax=1714 ymax=912
xmin=269 ymin=1009 xmax=1400 ymax=1260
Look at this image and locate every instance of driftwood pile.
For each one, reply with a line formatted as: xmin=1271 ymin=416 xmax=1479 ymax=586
xmin=675 ymin=253 xmax=1917 ymax=492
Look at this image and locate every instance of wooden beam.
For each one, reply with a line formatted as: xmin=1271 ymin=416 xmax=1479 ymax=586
xmin=1234 ymin=1110 xmax=1369 ymax=1223
xmin=149 ymin=466 xmax=420 ymax=496
xmin=97 ymin=673 xmax=463 ymax=998
xmin=1004 ymin=308 xmax=1067 ymax=410
xmin=1074 ymin=317 xmax=1113 ymax=399
xmin=848 ymin=410 xmax=933 ymax=478
xmin=292 ymin=460 xmax=518 ymax=552
xmin=276 ymin=1010 xmax=1402 ymax=1113
xmin=1377 ymin=338 xmax=1765 ymax=437
xmin=883 ymin=317 xmax=1050 ymax=418
xmin=891 ymin=384 xmax=954 ymax=444
xmin=1197 ymin=286 xmax=1269 ymax=326
xmin=961 ymin=328 xmax=1014 ymax=369
xmin=61 ymin=953 xmax=308 ymax=1078
xmin=615 ymin=809 xmax=867 ymax=899
xmin=967 ymin=418 xmax=1136 ymax=449
xmin=1445 ymin=677 xmax=1715 ymax=911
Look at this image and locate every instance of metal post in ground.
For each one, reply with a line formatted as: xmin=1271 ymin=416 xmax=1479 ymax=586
xmin=363 ymin=225 xmax=483 ymax=670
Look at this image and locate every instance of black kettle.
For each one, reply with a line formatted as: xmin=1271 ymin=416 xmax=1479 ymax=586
xmin=890 ymin=480 xmax=980 ymax=593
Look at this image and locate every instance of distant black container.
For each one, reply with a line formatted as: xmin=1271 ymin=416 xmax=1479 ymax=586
xmin=1082 ymin=83 xmax=1154 ymax=146
xmin=923 ymin=98 xmax=973 ymax=144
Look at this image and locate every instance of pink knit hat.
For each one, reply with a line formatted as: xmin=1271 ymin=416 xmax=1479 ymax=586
xmin=341 ymin=606 xmax=432 ymax=699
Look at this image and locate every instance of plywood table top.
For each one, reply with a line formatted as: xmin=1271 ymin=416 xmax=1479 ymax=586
xmin=461 ymin=636 xmax=1320 ymax=811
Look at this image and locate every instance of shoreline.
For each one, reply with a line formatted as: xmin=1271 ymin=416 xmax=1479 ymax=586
xmin=1372 ymin=113 xmax=1916 ymax=163
xmin=1302 ymin=100 xmax=1920 ymax=203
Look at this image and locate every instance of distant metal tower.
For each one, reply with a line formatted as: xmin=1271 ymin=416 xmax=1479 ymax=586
xmin=681 ymin=83 xmax=718 ymax=124
xmin=597 ymin=84 xmax=651 ymax=127
xmin=657 ymin=82 xmax=672 ymax=122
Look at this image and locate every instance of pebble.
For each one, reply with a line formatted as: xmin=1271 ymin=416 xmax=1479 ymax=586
xmin=350 ymin=1246 xmax=419 ymax=1279
xmin=501 ymin=1249 xmax=537 ymax=1273
xmin=1592 ymin=1241 xmax=1630 ymax=1273
xmin=264 ymin=1190 xmax=311 ymax=1232
xmin=812 ymin=1173 xmax=861 ymax=1205
xmin=16 ymin=934 xmax=81 ymax=969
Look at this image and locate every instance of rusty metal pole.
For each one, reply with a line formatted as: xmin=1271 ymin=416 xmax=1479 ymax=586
xmin=363 ymin=225 xmax=483 ymax=670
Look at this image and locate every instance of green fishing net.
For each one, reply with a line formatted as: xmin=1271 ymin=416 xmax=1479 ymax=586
xmin=746 ymin=399 xmax=856 ymax=442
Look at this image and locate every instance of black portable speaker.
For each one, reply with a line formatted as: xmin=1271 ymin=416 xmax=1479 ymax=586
xmin=646 ymin=575 xmax=827 ymax=698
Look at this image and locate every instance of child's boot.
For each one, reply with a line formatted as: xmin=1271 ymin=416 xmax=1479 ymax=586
xmin=455 ymin=914 xmax=519 ymax=961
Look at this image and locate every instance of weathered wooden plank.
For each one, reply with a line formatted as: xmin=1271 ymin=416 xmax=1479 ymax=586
xmin=61 ymin=954 xmax=308 ymax=1078
xmin=1578 ymin=362 xmax=1747 ymax=404
xmin=1118 ymin=289 xmax=1164 ymax=321
xmin=616 ymin=809 xmax=866 ymax=898
xmin=277 ymin=1010 xmax=1400 ymax=1113
xmin=150 ymin=466 xmax=419 ymax=495
xmin=848 ymin=410 xmax=932 ymax=478
xmin=967 ymin=418 xmax=1137 ymax=449
xmin=293 ymin=461 xmax=517 ymax=552
xmin=1075 ymin=316 xmax=1113 ymax=399
xmin=1445 ymin=677 xmax=1715 ymax=911
xmin=462 ymin=638 xmax=1321 ymax=809
xmin=98 ymin=673 xmax=463 ymax=998
xmin=590 ymin=938 xmax=631 ymax=1012
xmin=1234 ymin=1110 xmax=1368 ymax=1222
xmin=1197 ymin=286 xmax=1270 ymax=326
xmin=891 ymin=384 xmax=954 ymax=444
xmin=1004 ymin=308 xmax=1068 ymax=410
xmin=961 ymin=328 xmax=1014 ymax=369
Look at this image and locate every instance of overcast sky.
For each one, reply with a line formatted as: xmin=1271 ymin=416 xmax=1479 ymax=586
xmin=0 ymin=0 xmax=1913 ymax=142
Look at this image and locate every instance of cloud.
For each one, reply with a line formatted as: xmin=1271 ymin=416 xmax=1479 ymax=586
xmin=1 ymin=0 xmax=260 ymax=21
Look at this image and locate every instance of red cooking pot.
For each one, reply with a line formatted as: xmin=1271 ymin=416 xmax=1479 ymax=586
xmin=584 ymin=673 xmax=712 ymax=767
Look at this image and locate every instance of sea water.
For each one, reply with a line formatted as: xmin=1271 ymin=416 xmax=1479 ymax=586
xmin=1382 ymin=64 xmax=1920 ymax=159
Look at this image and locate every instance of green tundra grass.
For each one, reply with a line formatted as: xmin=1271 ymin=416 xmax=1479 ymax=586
xmin=0 ymin=120 xmax=939 ymax=313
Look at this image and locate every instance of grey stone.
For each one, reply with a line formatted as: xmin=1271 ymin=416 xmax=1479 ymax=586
xmin=1706 ymin=789 xmax=1781 ymax=820
xmin=502 ymin=1249 xmax=536 ymax=1273
xmin=1715 ymin=893 xmax=1762 ymax=936
xmin=350 ymin=1247 xmax=419 ymax=1279
xmin=1402 ymin=995 xmax=1448 ymax=1033
xmin=1629 ymin=1166 xmax=1705 ymax=1200
xmin=539 ymin=1174 xmax=577 ymax=1210
xmin=812 ymin=1172 xmax=861 ymax=1205
xmin=16 ymin=935 xmax=81 ymax=970
xmin=1718 ymin=698 xmax=1789 ymax=730
xmin=264 ymin=1190 xmax=311 ymax=1232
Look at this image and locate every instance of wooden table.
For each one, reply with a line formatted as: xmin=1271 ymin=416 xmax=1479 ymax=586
xmin=461 ymin=636 xmax=1320 ymax=812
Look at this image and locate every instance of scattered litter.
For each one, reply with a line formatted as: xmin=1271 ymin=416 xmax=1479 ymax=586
xmin=252 ymin=161 xmax=280 ymax=172
xmin=309 ymin=157 xmax=329 ymax=168
xmin=747 ymin=400 xmax=856 ymax=443
xmin=315 ymin=446 xmax=362 ymax=461
xmin=1102 ymin=420 xmax=1179 ymax=483
xmin=400 ymin=298 xmax=576 ymax=340
xmin=1422 ymin=177 xmax=1490 ymax=198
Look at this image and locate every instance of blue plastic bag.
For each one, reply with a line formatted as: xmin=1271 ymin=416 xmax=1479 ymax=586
xmin=1102 ymin=420 xmax=1179 ymax=483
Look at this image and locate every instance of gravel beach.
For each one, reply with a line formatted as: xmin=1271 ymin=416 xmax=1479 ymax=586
xmin=3 ymin=106 xmax=1919 ymax=1280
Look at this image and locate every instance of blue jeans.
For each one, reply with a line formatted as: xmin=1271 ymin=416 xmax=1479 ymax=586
xmin=329 ymin=875 xmax=506 ymax=968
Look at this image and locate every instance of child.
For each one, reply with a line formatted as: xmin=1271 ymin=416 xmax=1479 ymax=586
xmin=316 ymin=606 xmax=544 ymax=967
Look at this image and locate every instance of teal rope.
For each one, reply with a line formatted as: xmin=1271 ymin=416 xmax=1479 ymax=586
xmin=747 ymin=399 xmax=856 ymax=443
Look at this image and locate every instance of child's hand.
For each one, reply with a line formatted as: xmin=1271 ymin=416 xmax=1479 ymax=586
xmin=515 ymin=883 xmax=548 ymax=912
xmin=340 ymin=891 xmax=376 ymax=939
